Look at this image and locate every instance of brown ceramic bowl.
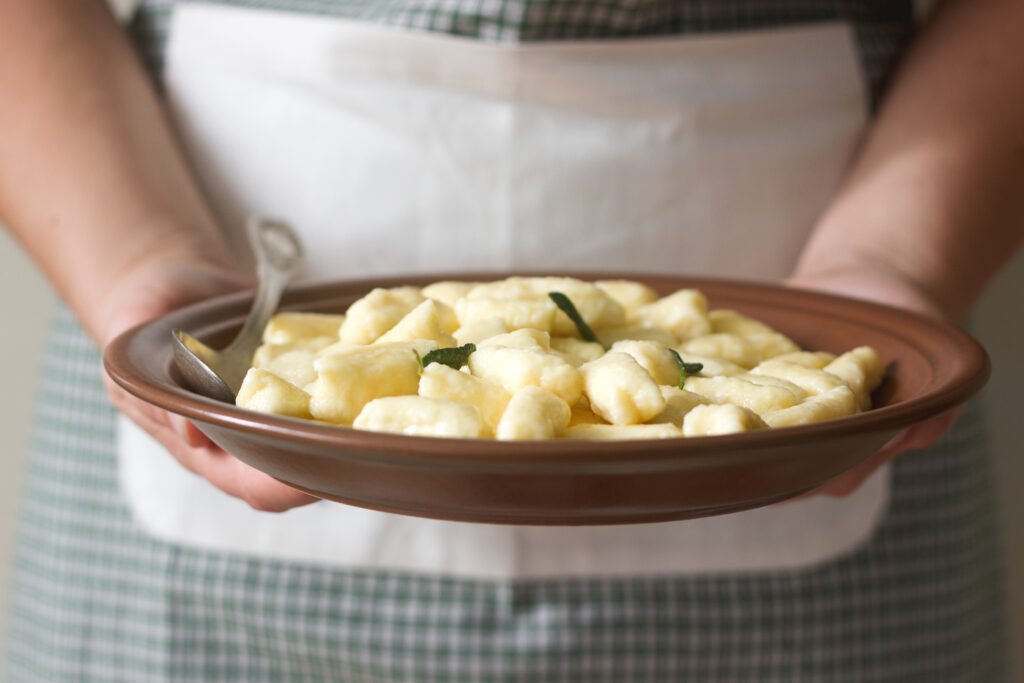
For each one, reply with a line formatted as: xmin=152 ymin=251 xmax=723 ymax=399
xmin=104 ymin=273 xmax=989 ymax=525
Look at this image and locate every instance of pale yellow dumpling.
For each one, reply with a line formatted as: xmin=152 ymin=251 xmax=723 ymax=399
xmin=309 ymin=342 xmax=430 ymax=424
xmin=468 ymin=346 xmax=584 ymax=405
xmin=668 ymin=352 xmax=745 ymax=377
xmin=679 ymin=334 xmax=761 ymax=369
xmin=495 ymin=387 xmax=571 ymax=440
xmin=633 ymin=289 xmax=712 ymax=341
xmin=455 ymin=297 xmax=558 ymax=333
xmin=682 ymin=404 xmax=767 ymax=436
xmin=453 ymin=317 xmax=509 ymax=345
xmin=252 ymin=335 xmax=336 ymax=368
xmin=648 ymin=386 xmax=710 ymax=428
xmin=579 ymin=352 xmax=666 ymax=425
xmin=261 ymin=349 xmax=319 ymax=389
xmin=374 ymin=299 xmax=457 ymax=347
xmin=241 ymin=277 xmax=882 ymax=441
xmin=756 ymin=351 xmax=837 ymax=371
xmin=354 ymin=396 xmax=484 ymax=438
xmin=262 ymin=312 xmax=345 ymax=344
xmin=420 ymin=281 xmax=479 ymax=308
xmin=610 ymin=340 xmax=680 ymax=386
xmin=595 ymin=280 xmax=659 ymax=318
xmin=550 ymin=337 xmax=606 ymax=367
xmin=339 ymin=287 xmax=424 ymax=345
xmin=236 ymin=368 xmax=311 ymax=419
xmin=418 ymin=363 xmax=510 ymax=434
xmin=593 ymin=324 xmax=678 ymax=347
xmin=762 ymin=386 xmax=858 ymax=428
xmin=568 ymin=401 xmax=607 ymax=426
xmin=684 ymin=375 xmax=804 ymax=416
xmin=466 ymin=276 xmax=626 ymax=336
xmin=477 ymin=328 xmax=551 ymax=352
xmin=824 ymin=346 xmax=884 ymax=410
xmin=751 ymin=362 xmax=847 ymax=396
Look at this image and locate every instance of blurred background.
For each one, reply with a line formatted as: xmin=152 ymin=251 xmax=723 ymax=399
xmin=1 ymin=227 xmax=1021 ymax=676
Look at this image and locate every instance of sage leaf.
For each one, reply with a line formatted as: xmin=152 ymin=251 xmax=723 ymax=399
xmin=548 ymin=291 xmax=603 ymax=347
xmin=668 ymin=348 xmax=703 ymax=390
xmin=419 ymin=343 xmax=476 ymax=371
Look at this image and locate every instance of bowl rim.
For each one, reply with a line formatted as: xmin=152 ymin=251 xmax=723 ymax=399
xmin=103 ymin=271 xmax=990 ymax=466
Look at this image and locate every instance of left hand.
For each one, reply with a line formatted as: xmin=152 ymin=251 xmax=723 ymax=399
xmin=786 ymin=264 xmax=959 ymax=497
xmin=99 ymin=248 xmax=319 ymax=513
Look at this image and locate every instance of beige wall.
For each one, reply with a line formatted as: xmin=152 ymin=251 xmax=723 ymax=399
xmin=0 ymin=233 xmax=1021 ymax=674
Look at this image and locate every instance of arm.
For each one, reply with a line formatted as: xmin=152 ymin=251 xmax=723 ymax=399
xmin=792 ymin=0 xmax=1024 ymax=494
xmin=0 ymin=0 xmax=230 ymax=340
xmin=793 ymin=0 xmax=1024 ymax=318
xmin=0 ymin=0 xmax=313 ymax=511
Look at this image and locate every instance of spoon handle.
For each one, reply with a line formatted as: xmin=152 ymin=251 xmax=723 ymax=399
xmin=222 ymin=218 xmax=304 ymax=390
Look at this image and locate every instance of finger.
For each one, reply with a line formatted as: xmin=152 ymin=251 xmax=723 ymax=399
xmin=792 ymin=427 xmax=912 ymax=500
xmin=104 ymin=377 xmax=317 ymax=511
xmin=813 ymin=445 xmax=900 ymax=497
xmin=99 ymin=262 xmax=252 ymax=346
xmin=808 ymin=408 xmax=962 ymax=498
xmin=104 ymin=374 xmax=177 ymax=429
xmin=104 ymin=375 xmax=213 ymax=448
xmin=130 ymin=409 xmax=317 ymax=511
xmin=891 ymin=409 xmax=961 ymax=452
xmin=192 ymin=453 xmax=320 ymax=513
xmin=167 ymin=413 xmax=216 ymax=449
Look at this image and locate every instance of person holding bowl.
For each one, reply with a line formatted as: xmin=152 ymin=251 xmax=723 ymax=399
xmin=1 ymin=0 xmax=1021 ymax=680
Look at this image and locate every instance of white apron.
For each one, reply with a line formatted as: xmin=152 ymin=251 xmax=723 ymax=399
xmin=119 ymin=3 xmax=890 ymax=579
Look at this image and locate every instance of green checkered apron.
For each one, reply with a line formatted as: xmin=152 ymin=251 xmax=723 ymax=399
xmin=5 ymin=2 xmax=1007 ymax=681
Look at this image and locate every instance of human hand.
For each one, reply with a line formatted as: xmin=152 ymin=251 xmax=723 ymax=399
xmin=787 ymin=263 xmax=959 ymax=497
xmin=99 ymin=249 xmax=318 ymax=512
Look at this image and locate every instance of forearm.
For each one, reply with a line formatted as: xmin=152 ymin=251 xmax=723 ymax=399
xmin=0 ymin=0 xmax=232 ymax=341
xmin=794 ymin=0 xmax=1024 ymax=322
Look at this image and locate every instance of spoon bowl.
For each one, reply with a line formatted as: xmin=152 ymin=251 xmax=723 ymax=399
xmin=172 ymin=218 xmax=303 ymax=402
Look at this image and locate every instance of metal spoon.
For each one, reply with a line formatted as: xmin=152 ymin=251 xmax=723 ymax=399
xmin=172 ymin=218 xmax=303 ymax=403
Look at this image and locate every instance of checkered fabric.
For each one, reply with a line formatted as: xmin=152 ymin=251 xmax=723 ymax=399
xmin=5 ymin=310 xmax=1006 ymax=681
xmin=4 ymin=2 xmax=1009 ymax=680
xmin=129 ymin=0 xmax=914 ymax=105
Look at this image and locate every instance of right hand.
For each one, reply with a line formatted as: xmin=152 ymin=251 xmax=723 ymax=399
xmin=786 ymin=265 xmax=958 ymax=498
xmin=98 ymin=249 xmax=318 ymax=512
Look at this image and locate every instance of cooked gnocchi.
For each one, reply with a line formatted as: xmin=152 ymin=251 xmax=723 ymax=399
xmin=235 ymin=277 xmax=884 ymax=440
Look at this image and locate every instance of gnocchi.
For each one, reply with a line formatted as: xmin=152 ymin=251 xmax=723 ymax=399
xmin=235 ymin=277 xmax=884 ymax=440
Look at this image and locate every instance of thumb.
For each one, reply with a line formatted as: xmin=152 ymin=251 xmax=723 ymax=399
xmin=99 ymin=259 xmax=250 ymax=346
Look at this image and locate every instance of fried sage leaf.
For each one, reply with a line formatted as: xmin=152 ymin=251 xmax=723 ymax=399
xmin=668 ymin=348 xmax=704 ymax=390
xmin=417 ymin=343 xmax=477 ymax=371
xmin=548 ymin=291 xmax=603 ymax=347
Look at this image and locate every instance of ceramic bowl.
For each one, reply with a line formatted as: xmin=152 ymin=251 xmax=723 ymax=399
xmin=104 ymin=273 xmax=989 ymax=525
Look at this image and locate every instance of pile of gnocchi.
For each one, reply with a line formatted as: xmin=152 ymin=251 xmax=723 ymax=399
xmin=236 ymin=277 xmax=883 ymax=440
